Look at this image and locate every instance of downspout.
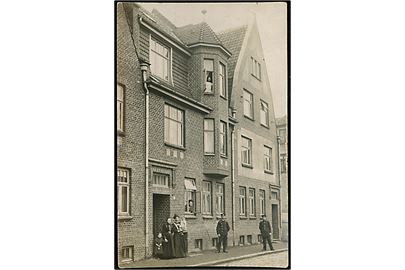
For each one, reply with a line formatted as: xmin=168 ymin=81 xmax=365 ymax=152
xmin=276 ymin=135 xmax=282 ymax=240
xmin=140 ymin=61 xmax=150 ymax=257
xmin=231 ymin=109 xmax=236 ymax=247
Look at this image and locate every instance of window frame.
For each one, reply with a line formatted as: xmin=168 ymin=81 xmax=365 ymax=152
xmin=164 ymin=103 xmax=185 ymax=148
xmin=239 ymin=186 xmax=247 ymax=216
xmin=149 ymin=36 xmax=171 ymax=82
xmin=202 ymin=181 xmax=212 ymax=215
xmin=264 ymin=145 xmax=273 ymax=173
xmin=243 ymin=89 xmax=254 ymax=120
xmin=121 ymin=246 xmax=134 ymax=262
xmin=117 ymin=84 xmax=125 ymax=133
xmin=219 ymin=62 xmax=227 ymax=98
xmin=280 ymin=154 xmax=287 ymax=173
xmin=215 ymin=182 xmax=225 ymax=216
xmin=219 ymin=121 xmax=227 ymax=157
xmin=152 ymin=172 xmax=170 ymax=188
xmin=204 ymin=118 xmax=215 ymax=155
xmin=260 ymin=100 xmax=270 ymax=127
xmin=184 ymin=178 xmax=197 ymax=215
xmin=117 ymin=168 xmax=130 ymax=217
xmin=241 ymin=136 xmax=253 ymax=167
xmin=251 ymin=57 xmax=261 ymax=80
xmin=248 ymin=188 xmax=256 ymax=216
xmin=259 ymin=189 xmax=266 ymax=216
xmin=203 ymin=58 xmax=215 ymax=94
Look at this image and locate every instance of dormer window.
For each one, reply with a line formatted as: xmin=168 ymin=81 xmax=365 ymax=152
xmin=204 ymin=59 xmax=214 ymax=93
xmin=150 ymin=37 xmax=170 ymax=81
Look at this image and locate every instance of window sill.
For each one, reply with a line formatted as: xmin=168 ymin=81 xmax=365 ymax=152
xmin=215 ymin=215 xmax=227 ymax=219
xmin=117 ymin=130 xmax=126 ymax=137
xmin=260 ymin=123 xmax=270 ymax=129
xmin=243 ymin=115 xmax=255 ymax=121
xmin=239 ymin=216 xmax=248 ymax=220
xmin=118 ymin=215 xmax=133 ymax=221
xmin=202 ymin=215 xmax=214 ymax=219
xmin=165 ymin=143 xmax=186 ymax=151
xmin=220 ymin=95 xmax=227 ymax=101
xmin=249 ymin=216 xmax=257 ymax=220
xmin=204 ymin=92 xmax=215 ymax=95
xmin=251 ymin=73 xmax=262 ymax=81
xmin=264 ymin=170 xmax=274 ymax=175
xmin=184 ymin=214 xmax=197 ymax=219
xmin=242 ymin=163 xmax=253 ymax=169
xmin=204 ymin=153 xmax=215 ymax=156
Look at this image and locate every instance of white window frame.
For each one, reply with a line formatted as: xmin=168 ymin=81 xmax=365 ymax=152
xmin=153 ymin=172 xmax=169 ymax=188
xmin=121 ymin=246 xmax=133 ymax=262
xmin=251 ymin=57 xmax=261 ymax=80
xmin=264 ymin=146 xmax=272 ymax=172
xmin=219 ymin=121 xmax=227 ymax=156
xmin=239 ymin=186 xmax=246 ymax=216
xmin=202 ymin=181 xmax=212 ymax=215
xmin=243 ymin=89 xmax=254 ymax=119
xmin=204 ymin=59 xmax=214 ymax=93
xmin=150 ymin=36 xmax=170 ymax=81
xmin=164 ymin=104 xmax=184 ymax=147
xmin=184 ymin=178 xmax=197 ymax=214
xmin=118 ymin=168 xmax=130 ymax=216
xmin=219 ymin=62 xmax=226 ymax=98
xmin=249 ymin=188 xmax=256 ymax=216
xmin=204 ymin=119 xmax=215 ymax=154
xmin=259 ymin=189 xmax=266 ymax=216
xmin=117 ymin=84 xmax=124 ymax=132
xmin=260 ymin=100 xmax=269 ymax=127
xmin=215 ymin=183 xmax=224 ymax=215
xmin=241 ymin=136 xmax=252 ymax=166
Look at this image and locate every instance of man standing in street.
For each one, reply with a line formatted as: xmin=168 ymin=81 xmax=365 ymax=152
xmin=216 ymin=213 xmax=230 ymax=253
xmin=259 ymin=214 xmax=274 ymax=251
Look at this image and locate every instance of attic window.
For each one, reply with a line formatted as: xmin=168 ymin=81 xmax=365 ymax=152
xmin=204 ymin=59 xmax=214 ymax=93
xmin=150 ymin=37 xmax=170 ymax=82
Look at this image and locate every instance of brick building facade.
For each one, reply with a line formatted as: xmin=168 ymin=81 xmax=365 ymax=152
xmin=116 ymin=3 xmax=284 ymax=266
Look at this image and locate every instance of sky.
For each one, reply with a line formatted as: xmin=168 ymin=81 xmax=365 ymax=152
xmin=140 ymin=2 xmax=287 ymax=118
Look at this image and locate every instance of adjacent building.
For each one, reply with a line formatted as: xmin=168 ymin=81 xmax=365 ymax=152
xmin=276 ymin=116 xmax=288 ymax=241
xmin=116 ymin=2 xmax=285 ymax=266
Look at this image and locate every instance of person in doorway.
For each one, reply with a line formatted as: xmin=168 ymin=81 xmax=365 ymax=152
xmin=172 ymin=214 xmax=186 ymax=258
xmin=154 ymin=232 xmax=164 ymax=259
xmin=180 ymin=216 xmax=188 ymax=257
xmin=161 ymin=217 xmax=174 ymax=259
xmin=216 ymin=213 xmax=230 ymax=253
xmin=259 ymin=214 xmax=274 ymax=251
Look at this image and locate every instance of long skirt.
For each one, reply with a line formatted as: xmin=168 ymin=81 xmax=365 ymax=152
xmin=173 ymin=232 xmax=186 ymax=258
xmin=162 ymin=234 xmax=174 ymax=259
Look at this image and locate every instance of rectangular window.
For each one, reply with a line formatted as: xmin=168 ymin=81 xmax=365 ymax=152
xmin=215 ymin=183 xmax=224 ymax=215
xmin=279 ymin=128 xmax=287 ymax=144
xmin=117 ymin=168 xmax=130 ymax=216
xmin=281 ymin=154 xmax=287 ymax=173
xmin=260 ymin=100 xmax=269 ymax=127
xmin=121 ymin=246 xmax=133 ymax=262
xmin=212 ymin=237 xmax=218 ymax=247
xmin=184 ymin=178 xmax=197 ymax=214
xmin=251 ymin=57 xmax=261 ymax=80
xmin=164 ymin=104 xmax=184 ymax=147
xmin=259 ymin=189 xmax=266 ymax=216
xmin=243 ymin=89 xmax=254 ymax=119
xmin=150 ymin=37 xmax=170 ymax=81
xmin=239 ymin=186 xmax=246 ymax=216
xmin=241 ymin=136 xmax=252 ymax=166
xmin=204 ymin=119 xmax=215 ymax=154
xmin=202 ymin=181 xmax=212 ymax=215
xmin=117 ymin=84 xmax=124 ymax=132
xmin=264 ymin=146 xmax=272 ymax=172
xmin=195 ymin=239 xmax=203 ymax=250
xmin=271 ymin=191 xmax=278 ymax=200
xmin=204 ymin=59 xmax=214 ymax=93
xmin=239 ymin=235 xmax=245 ymax=246
xmin=247 ymin=235 xmax=252 ymax=244
xmin=219 ymin=63 xmax=226 ymax=97
xmin=258 ymin=234 xmax=262 ymax=243
xmin=153 ymin=173 xmax=169 ymax=187
xmin=219 ymin=121 xmax=227 ymax=156
xmin=249 ymin=188 xmax=256 ymax=216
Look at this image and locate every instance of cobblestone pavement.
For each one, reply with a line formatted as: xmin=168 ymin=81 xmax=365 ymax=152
xmin=217 ymin=250 xmax=288 ymax=268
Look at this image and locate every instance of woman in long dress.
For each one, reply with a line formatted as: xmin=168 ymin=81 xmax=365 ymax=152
xmin=161 ymin=217 xmax=174 ymax=259
xmin=172 ymin=214 xmax=186 ymax=258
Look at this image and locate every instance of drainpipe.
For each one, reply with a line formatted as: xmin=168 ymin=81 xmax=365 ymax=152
xmin=140 ymin=61 xmax=150 ymax=257
xmin=276 ymin=135 xmax=282 ymax=240
xmin=231 ymin=109 xmax=236 ymax=246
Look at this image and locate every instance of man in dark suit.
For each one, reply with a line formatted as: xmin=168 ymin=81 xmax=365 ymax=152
xmin=259 ymin=214 xmax=274 ymax=251
xmin=216 ymin=213 xmax=230 ymax=253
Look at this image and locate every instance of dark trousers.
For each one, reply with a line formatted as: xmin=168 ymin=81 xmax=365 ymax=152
xmin=217 ymin=235 xmax=228 ymax=252
xmin=262 ymin=233 xmax=274 ymax=250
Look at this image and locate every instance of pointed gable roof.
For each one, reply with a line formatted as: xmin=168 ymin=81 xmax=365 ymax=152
xmin=217 ymin=25 xmax=248 ymax=78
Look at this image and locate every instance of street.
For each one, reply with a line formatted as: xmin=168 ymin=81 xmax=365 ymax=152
xmin=216 ymin=250 xmax=288 ymax=268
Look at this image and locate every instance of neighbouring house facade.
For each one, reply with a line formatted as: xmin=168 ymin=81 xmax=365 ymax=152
xmin=116 ymin=2 xmax=284 ymax=266
xmin=276 ymin=116 xmax=288 ymax=241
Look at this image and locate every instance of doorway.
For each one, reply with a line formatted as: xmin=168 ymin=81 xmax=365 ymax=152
xmin=271 ymin=204 xmax=280 ymax=240
xmin=153 ymin=194 xmax=170 ymax=239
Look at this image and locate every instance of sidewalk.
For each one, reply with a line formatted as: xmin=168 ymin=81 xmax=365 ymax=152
xmin=124 ymin=241 xmax=288 ymax=268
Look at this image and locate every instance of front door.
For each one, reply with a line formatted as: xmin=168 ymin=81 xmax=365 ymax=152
xmin=271 ymin=204 xmax=280 ymax=240
xmin=153 ymin=194 xmax=170 ymax=241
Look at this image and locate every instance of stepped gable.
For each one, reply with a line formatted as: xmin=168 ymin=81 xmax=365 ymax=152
xmin=217 ymin=25 xmax=248 ymax=78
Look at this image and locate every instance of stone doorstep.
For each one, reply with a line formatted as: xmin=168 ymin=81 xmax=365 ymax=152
xmin=188 ymin=248 xmax=288 ymax=267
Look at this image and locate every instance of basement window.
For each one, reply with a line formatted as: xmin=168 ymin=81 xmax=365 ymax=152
xmin=121 ymin=246 xmax=133 ymax=262
xmin=195 ymin=239 xmax=203 ymax=250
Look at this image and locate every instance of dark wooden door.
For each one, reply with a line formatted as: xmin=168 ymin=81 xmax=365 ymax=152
xmin=271 ymin=204 xmax=280 ymax=239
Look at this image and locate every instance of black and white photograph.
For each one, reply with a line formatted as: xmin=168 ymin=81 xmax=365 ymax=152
xmin=116 ymin=1 xmax=289 ymax=268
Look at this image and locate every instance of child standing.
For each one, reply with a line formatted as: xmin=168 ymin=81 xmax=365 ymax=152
xmin=154 ymin=232 xmax=164 ymax=259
